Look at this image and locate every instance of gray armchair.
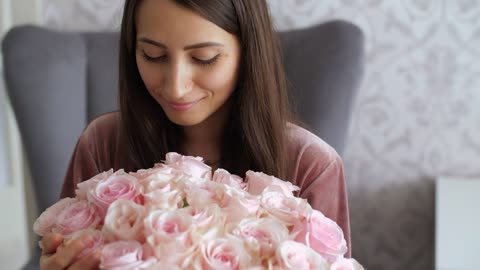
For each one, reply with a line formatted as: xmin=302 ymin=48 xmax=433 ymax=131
xmin=2 ymin=20 xmax=364 ymax=269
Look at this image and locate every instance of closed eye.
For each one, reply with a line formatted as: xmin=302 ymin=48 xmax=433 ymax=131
xmin=141 ymin=51 xmax=220 ymax=66
xmin=142 ymin=51 xmax=167 ymax=62
xmin=193 ymin=54 xmax=220 ymax=66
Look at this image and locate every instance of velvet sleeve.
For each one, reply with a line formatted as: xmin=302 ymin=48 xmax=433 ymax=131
xmin=298 ymin=154 xmax=351 ymax=258
xmin=59 ymin=112 xmax=134 ymax=199
xmin=59 ymin=131 xmax=101 ymax=199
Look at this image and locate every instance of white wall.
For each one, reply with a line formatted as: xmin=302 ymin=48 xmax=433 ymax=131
xmin=0 ymin=0 xmax=42 ymax=269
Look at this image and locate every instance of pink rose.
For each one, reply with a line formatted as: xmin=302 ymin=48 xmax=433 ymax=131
xmin=52 ymin=199 xmax=102 ymax=236
xmin=165 ymin=152 xmax=212 ymax=179
xmin=130 ymin=163 xmax=173 ymax=180
xmin=139 ymin=170 xmax=185 ymax=210
xmin=184 ymin=180 xmax=227 ymax=208
xmin=87 ymin=169 xmax=142 ymax=216
xmin=149 ymin=240 xmax=195 ymax=268
xmin=330 ymin=258 xmax=365 ymax=270
xmin=33 ymin=197 xmax=77 ymax=236
xmin=245 ymin=171 xmax=300 ymax=197
xmin=292 ymin=210 xmax=348 ymax=263
xmin=185 ymin=205 xmax=226 ymax=234
xmin=221 ymin=189 xmax=260 ymax=224
xmin=142 ymin=261 xmax=181 ymax=270
xmin=76 ymin=169 xmax=114 ymax=200
xmin=212 ymin=169 xmax=246 ymax=190
xmin=65 ymin=229 xmax=104 ymax=261
xmin=144 ymin=209 xmax=196 ymax=264
xmin=100 ymin=240 xmax=152 ymax=270
xmin=230 ymin=218 xmax=289 ymax=259
xmin=103 ymin=199 xmax=146 ymax=242
xmin=192 ymin=236 xmax=250 ymax=270
xmin=144 ymin=209 xmax=193 ymax=244
xmin=260 ymin=191 xmax=311 ymax=226
xmin=276 ymin=241 xmax=329 ymax=270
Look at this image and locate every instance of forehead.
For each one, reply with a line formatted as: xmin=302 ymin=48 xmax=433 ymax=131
xmin=135 ymin=0 xmax=236 ymax=46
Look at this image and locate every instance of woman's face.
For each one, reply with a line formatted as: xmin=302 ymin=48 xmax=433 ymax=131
xmin=135 ymin=0 xmax=242 ymax=127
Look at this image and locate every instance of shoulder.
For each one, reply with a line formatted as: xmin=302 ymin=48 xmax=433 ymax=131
xmin=286 ymin=122 xmax=340 ymax=165
xmin=61 ymin=112 xmax=125 ymax=198
xmin=286 ymin=122 xmax=343 ymax=188
xmin=77 ymin=111 xmax=129 ymax=170
xmin=83 ymin=111 xmax=121 ymax=135
xmin=81 ymin=112 xmax=122 ymax=143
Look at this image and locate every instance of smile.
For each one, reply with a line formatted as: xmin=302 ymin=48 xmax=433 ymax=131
xmin=168 ymin=100 xmax=201 ymax=111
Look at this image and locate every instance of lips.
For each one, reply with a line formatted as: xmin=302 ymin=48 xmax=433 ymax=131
xmin=168 ymin=100 xmax=200 ymax=111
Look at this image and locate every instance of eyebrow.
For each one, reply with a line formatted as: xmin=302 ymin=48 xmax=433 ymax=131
xmin=137 ymin=37 xmax=224 ymax=50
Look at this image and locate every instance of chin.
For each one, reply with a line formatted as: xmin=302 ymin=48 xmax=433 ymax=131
xmin=166 ymin=114 xmax=205 ymax=127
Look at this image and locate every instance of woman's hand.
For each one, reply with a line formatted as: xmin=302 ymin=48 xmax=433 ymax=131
xmin=39 ymin=233 xmax=100 ymax=270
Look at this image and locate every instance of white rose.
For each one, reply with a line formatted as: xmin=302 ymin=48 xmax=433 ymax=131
xmin=103 ymin=199 xmax=145 ymax=242
xmin=276 ymin=241 xmax=330 ymax=270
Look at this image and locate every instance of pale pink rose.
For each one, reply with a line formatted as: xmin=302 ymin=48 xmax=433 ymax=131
xmin=103 ymin=199 xmax=146 ymax=242
xmin=143 ymin=188 xmax=184 ymax=211
xmin=141 ymin=243 xmax=156 ymax=260
xmin=65 ymin=229 xmax=105 ymax=261
xmin=259 ymin=191 xmax=311 ymax=226
xmin=139 ymin=171 xmax=185 ymax=210
xmin=33 ymin=197 xmax=77 ymax=236
xmin=184 ymin=180 xmax=227 ymax=208
xmin=165 ymin=152 xmax=212 ymax=179
xmin=245 ymin=171 xmax=300 ymax=197
xmin=330 ymin=258 xmax=365 ymax=270
xmin=149 ymin=239 xmax=196 ymax=268
xmin=276 ymin=241 xmax=330 ymax=270
xmin=144 ymin=209 xmax=193 ymax=245
xmin=52 ymin=200 xmax=102 ymax=236
xmin=87 ymin=169 xmax=142 ymax=216
xmin=136 ymin=166 xmax=181 ymax=187
xmin=141 ymin=260 xmax=181 ymax=270
xmin=292 ymin=210 xmax=347 ymax=264
xmin=144 ymin=209 xmax=197 ymax=264
xmin=76 ymin=169 xmax=114 ymax=200
xmin=130 ymin=163 xmax=173 ymax=180
xmin=212 ymin=169 xmax=246 ymax=190
xmin=137 ymin=258 xmax=160 ymax=269
xmin=221 ymin=188 xmax=260 ymax=224
xmin=185 ymin=205 xmax=226 ymax=234
xmin=192 ymin=236 xmax=250 ymax=270
xmin=249 ymin=264 xmax=284 ymax=270
xmin=100 ymin=240 xmax=151 ymax=270
xmin=230 ymin=218 xmax=289 ymax=259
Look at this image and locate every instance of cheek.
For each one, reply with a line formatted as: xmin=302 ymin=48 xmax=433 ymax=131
xmin=136 ymin=58 xmax=165 ymax=91
xmin=196 ymin=64 xmax=239 ymax=96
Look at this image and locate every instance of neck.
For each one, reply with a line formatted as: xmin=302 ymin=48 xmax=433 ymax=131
xmin=181 ymin=99 xmax=232 ymax=164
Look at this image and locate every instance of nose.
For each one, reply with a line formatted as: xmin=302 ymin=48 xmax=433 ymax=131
xmin=163 ymin=61 xmax=193 ymax=100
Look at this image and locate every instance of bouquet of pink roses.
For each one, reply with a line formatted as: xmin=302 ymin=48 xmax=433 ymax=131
xmin=34 ymin=152 xmax=364 ymax=270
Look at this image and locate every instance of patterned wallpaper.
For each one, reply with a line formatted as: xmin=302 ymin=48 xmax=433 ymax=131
xmin=41 ymin=1 xmax=480 ymax=269
xmin=43 ymin=0 xmax=124 ymax=31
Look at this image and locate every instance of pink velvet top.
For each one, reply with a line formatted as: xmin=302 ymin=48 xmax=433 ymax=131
xmin=60 ymin=112 xmax=351 ymax=256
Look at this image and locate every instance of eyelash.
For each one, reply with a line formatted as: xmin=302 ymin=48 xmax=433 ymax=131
xmin=142 ymin=53 xmax=167 ymax=62
xmin=142 ymin=51 xmax=220 ymax=67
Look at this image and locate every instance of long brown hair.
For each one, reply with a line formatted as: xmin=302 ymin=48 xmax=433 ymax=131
xmin=119 ymin=0 xmax=293 ymax=180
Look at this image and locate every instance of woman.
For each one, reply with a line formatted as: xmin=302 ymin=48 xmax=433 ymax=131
xmin=40 ymin=0 xmax=351 ymax=269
